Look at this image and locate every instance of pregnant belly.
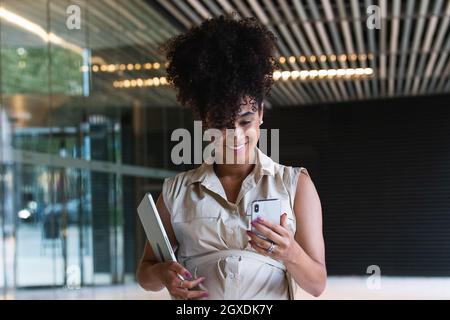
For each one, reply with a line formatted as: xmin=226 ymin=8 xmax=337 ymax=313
xmin=182 ymin=250 xmax=290 ymax=300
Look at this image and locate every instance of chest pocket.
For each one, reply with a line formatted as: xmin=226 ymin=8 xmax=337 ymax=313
xmin=262 ymin=176 xmax=297 ymax=233
xmin=171 ymin=202 xmax=223 ymax=257
xmin=172 ymin=208 xmax=220 ymax=224
xmin=171 ymin=200 xmax=221 ymax=224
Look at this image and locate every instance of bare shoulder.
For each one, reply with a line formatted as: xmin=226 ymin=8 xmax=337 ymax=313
xmin=295 ymin=168 xmax=321 ymax=207
xmin=293 ymin=168 xmax=325 ymax=265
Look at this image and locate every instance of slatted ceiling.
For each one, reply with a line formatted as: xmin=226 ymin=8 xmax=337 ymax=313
xmin=149 ymin=0 xmax=449 ymax=106
xmin=2 ymin=0 xmax=449 ymax=106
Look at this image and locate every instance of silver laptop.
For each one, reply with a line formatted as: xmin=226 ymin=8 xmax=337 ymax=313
xmin=137 ymin=193 xmax=176 ymax=262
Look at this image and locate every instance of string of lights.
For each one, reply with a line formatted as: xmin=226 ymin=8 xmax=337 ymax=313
xmin=112 ymin=67 xmax=374 ymax=89
xmin=87 ymin=53 xmax=375 ymax=73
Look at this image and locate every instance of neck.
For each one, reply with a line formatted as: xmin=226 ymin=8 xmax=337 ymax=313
xmin=213 ymin=149 xmax=257 ymax=179
xmin=214 ymin=162 xmax=255 ymax=179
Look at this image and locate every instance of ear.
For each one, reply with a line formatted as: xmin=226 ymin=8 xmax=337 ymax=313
xmin=259 ymin=102 xmax=264 ymax=121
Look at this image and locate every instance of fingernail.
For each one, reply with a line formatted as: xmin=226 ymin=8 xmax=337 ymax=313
xmin=203 ymin=292 xmax=209 ymax=297
xmin=246 ymin=230 xmax=251 ymax=235
xmin=256 ymin=216 xmax=264 ymax=222
xmin=251 ymin=221 xmax=257 ymax=227
xmin=185 ymin=271 xmax=192 ymax=278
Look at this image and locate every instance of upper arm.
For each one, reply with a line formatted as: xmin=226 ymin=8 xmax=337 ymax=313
xmin=139 ymin=193 xmax=179 ymax=263
xmin=293 ymin=169 xmax=326 ymax=266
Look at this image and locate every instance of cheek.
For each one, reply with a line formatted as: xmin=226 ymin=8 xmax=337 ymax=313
xmin=244 ymin=126 xmax=260 ymax=144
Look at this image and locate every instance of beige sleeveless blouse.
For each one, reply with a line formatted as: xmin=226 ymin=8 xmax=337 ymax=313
xmin=161 ymin=147 xmax=309 ymax=300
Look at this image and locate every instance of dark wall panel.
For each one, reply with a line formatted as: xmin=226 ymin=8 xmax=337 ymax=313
xmin=265 ymin=94 xmax=450 ymax=276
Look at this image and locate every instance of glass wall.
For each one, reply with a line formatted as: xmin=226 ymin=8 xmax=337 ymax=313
xmin=0 ymin=0 xmax=187 ymax=293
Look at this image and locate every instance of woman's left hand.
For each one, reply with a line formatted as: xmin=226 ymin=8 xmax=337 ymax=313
xmin=247 ymin=213 xmax=297 ymax=264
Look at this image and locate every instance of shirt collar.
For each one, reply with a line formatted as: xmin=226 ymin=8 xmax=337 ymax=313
xmin=187 ymin=147 xmax=276 ymax=186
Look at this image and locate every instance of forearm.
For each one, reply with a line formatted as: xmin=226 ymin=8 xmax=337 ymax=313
xmin=136 ymin=261 xmax=165 ymax=291
xmin=284 ymin=244 xmax=327 ymax=297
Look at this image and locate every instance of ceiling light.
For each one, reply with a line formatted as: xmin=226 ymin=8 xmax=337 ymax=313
xmin=318 ymin=70 xmax=328 ymax=77
xmin=355 ymin=68 xmax=365 ymax=75
xmin=291 ymin=71 xmax=300 ymax=79
xmin=327 ymin=69 xmax=337 ymax=77
xmin=273 ymin=70 xmax=282 ymax=80
xmin=281 ymin=71 xmax=290 ymax=80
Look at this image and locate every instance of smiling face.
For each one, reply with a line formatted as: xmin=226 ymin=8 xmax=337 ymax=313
xmin=207 ymin=95 xmax=263 ymax=165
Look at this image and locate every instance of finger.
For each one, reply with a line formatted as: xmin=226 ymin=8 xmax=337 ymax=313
xmin=280 ymin=213 xmax=288 ymax=228
xmin=186 ymin=290 xmax=209 ymax=300
xmin=247 ymin=232 xmax=271 ymax=249
xmin=181 ymin=276 xmax=206 ymax=289
xmin=254 ymin=216 xmax=289 ymax=237
xmin=168 ymin=262 xmax=192 ymax=279
xmin=250 ymin=221 xmax=284 ymax=243
xmin=172 ymin=287 xmax=208 ymax=300
xmin=172 ymin=287 xmax=190 ymax=300
xmin=249 ymin=240 xmax=274 ymax=256
xmin=170 ymin=276 xmax=185 ymax=289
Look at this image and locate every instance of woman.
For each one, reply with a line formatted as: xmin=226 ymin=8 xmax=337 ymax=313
xmin=136 ymin=14 xmax=326 ymax=300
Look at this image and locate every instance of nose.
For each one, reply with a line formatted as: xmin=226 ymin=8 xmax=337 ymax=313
xmin=229 ymin=127 xmax=245 ymax=144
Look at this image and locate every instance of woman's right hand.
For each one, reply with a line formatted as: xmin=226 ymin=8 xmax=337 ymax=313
xmin=156 ymin=261 xmax=208 ymax=300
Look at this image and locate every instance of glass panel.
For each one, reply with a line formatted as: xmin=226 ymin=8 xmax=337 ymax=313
xmin=15 ymin=164 xmax=65 ymax=287
xmin=1 ymin=0 xmax=62 ymax=288
xmin=0 ymin=0 xmax=176 ymax=292
xmin=48 ymin=0 xmax=86 ymax=289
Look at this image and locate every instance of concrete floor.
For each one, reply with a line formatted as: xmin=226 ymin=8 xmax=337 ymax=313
xmin=2 ymin=276 xmax=450 ymax=300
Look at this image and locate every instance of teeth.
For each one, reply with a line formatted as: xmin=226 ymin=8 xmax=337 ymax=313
xmin=227 ymin=143 xmax=245 ymax=150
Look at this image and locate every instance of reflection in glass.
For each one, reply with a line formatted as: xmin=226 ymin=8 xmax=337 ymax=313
xmin=0 ymin=0 xmax=181 ymax=292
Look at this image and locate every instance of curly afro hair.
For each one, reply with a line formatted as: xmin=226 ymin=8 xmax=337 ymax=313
xmin=160 ymin=14 xmax=279 ymax=129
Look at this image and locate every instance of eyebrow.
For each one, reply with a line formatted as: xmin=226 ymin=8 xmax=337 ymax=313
xmin=238 ymin=111 xmax=255 ymax=117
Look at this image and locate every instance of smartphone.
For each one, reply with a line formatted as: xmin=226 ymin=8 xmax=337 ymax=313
xmin=250 ymin=199 xmax=281 ymax=240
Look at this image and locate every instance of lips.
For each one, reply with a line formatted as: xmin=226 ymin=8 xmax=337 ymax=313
xmin=226 ymin=141 xmax=248 ymax=151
